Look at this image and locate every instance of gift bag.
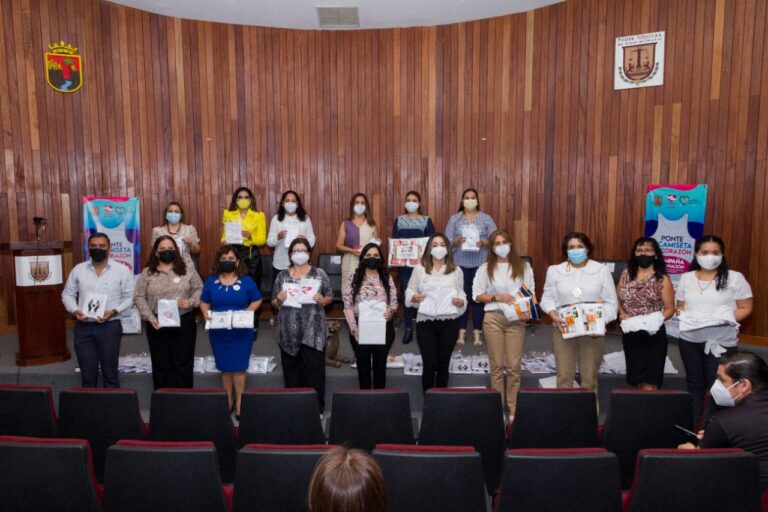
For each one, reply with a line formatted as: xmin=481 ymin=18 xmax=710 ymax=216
xmin=157 ymin=299 xmax=181 ymax=327
xmin=358 ymin=301 xmax=386 ymax=345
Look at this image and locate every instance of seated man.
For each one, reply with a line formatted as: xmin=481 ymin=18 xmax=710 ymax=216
xmin=679 ymin=351 xmax=768 ymax=492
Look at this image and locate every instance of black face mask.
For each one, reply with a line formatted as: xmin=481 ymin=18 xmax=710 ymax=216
xmin=158 ymin=250 xmax=176 ymax=263
xmin=88 ymin=248 xmax=108 ymax=263
xmin=363 ymin=257 xmax=381 ymax=270
xmin=219 ymin=260 xmax=237 ymax=273
xmin=635 ymin=255 xmax=656 ymax=268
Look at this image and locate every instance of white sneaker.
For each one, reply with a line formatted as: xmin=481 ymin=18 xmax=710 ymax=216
xmin=456 ymin=329 xmax=466 ymax=347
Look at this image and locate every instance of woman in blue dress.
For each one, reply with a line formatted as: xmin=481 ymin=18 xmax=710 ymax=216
xmin=392 ymin=191 xmax=434 ymax=344
xmin=200 ymin=244 xmax=262 ymax=417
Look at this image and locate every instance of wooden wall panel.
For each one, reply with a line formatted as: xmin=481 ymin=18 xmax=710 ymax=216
xmin=1 ymin=0 xmax=767 ymax=336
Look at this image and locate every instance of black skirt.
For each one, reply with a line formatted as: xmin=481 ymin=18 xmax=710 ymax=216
xmin=622 ymin=325 xmax=668 ymax=387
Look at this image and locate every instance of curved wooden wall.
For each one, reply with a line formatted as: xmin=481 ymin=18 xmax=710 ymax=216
xmin=0 ymin=0 xmax=767 ymax=337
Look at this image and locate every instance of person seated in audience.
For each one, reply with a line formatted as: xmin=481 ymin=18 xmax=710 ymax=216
xmin=678 ymin=351 xmax=768 ymax=491
xmin=308 ymin=446 xmax=388 ymax=512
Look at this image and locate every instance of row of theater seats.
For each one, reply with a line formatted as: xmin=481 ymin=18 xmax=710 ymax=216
xmin=0 ymin=435 xmax=764 ymax=512
xmin=0 ymin=384 xmax=700 ymax=490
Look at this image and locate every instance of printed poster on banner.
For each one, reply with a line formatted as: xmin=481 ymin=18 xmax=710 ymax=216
xmin=615 ymin=31 xmax=665 ymax=90
xmin=82 ymin=197 xmax=141 ymax=276
xmin=644 ymin=185 xmax=707 ymax=281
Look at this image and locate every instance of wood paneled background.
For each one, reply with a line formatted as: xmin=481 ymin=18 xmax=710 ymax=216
xmin=1 ymin=0 xmax=767 ymax=337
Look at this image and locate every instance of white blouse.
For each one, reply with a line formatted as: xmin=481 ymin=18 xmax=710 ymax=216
xmin=539 ymin=260 xmax=618 ymax=323
xmin=472 ymin=261 xmax=535 ymax=313
xmin=266 ymin=214 xmax=317 ymax=270
xmin=405 ymin=264 xmax=467 ymax=322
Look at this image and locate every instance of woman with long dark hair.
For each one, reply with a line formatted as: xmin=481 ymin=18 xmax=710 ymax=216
xmin=267 ymin=190 xmax=316 ymax=278
xmin=134 ymin=235 xmax=203 ymax=389
xmin=617 ymin=237 xmax=675 ymax=390
xmin=342 ymin=242 xmax=397 ymax=389
xmin=221 ymin=187 xmax=266 ymax=290
xmin=150 ymin=201 xmax=201 ymax=270
xmin=336 ymin=193 xmax=378 ymax=290
xmin=676 ymin=235 xmax=753 ymax=422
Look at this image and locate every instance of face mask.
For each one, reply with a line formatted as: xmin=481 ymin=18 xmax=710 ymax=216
xmin=219 ymin=260 xmax=237 ymax=274
xmin=353 ymin=204 xmax=366 ymax=216
xmin=158 ymin=250 xmax=176 ymax=263
xmin=291 ymin=252 xmax=310 ymax=266
xmin=283 ymin=202 xmax=298 ymax=213
xmin=363 ymin=257 xmax=381 ymax=270
xmin=463 ymin=198 xmax=478 ymax=212
xmin=567 ymin=248 xmax=588 ymax=265
xmin=405 ymin=201 xmax=420 ymax=213
xmin=236 ymin=198 xmax=251 ymax=210
xmin=493 ymin=244 xmax=511 ymax=258
xmin=88 ymin=248 xmax=108 ymax=263
xmin=697 ymin=254 xmax=722 ymax=270
xmin=710 ymin=379 xmax=741 ymax=407
xmin=635 ymin=255 xmax=655 ymax=268
xmin=166 ymin=212 xmax=181 ymax=224
xmin=430 ymin=246 xmax=448 ymax=261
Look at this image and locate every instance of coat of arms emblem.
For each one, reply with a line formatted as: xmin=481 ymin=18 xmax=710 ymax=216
xmin=45 ymin=41 xmax=82 ymax=93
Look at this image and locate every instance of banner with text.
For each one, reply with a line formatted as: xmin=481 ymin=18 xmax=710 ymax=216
xmin=82 ymin=196 xmax=141 ymax=276
xmin=643 ymin=184 xmax=707 ymax=280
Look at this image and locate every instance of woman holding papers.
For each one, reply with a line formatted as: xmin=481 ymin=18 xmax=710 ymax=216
xmin=342 ymin=242 xmax=398 ymax=389
xmin=406 ymin=233 xmax=466 ymax=391
xmin=676 ymin=235 xmax=753 ymax=422
xmin=540 ymin=232 xmax=618 ymax=395
xmin=336 ymin=193 xmax=378 ymax=289
xmin=473 ymin=230 xmax=535 ymax=418
xmin=134 ymin=236 xmax=203 ymax=390
xmin=221 ymin=187 xmax=267 ymax=290
xmin=616 ymin=237 xmax=675 ymax=390
xmin=267 ymin=190 xmax=316 ymax=278
xmin=200 ymin=245 xmax=263 ymax=417
xmin=272 ymin=239 xmax=333 ymax=413
xmin=445 ymin=188 xmax=497 ymax=347
xmin=392 ymin=191 xmax=435 ymax=345
xmin=150 ymin=201 xmax=201 ymax=270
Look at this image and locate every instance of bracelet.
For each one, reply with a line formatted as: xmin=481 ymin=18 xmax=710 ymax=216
xmin=491 ymin=295 xmax=496 ymax=303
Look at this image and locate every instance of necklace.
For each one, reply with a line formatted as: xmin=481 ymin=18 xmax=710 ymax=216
xmin=696 ymin=271 xmax=715 ymax=294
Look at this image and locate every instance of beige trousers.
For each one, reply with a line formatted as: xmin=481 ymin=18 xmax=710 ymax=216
xmin=551 ymin=326 xmax=604 ymax=394
xmin=483 ymin=311 xmax=526 ymax=416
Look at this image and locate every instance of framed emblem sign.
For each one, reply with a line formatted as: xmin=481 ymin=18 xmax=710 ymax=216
xmin=45 ymin=41 xmax=82 ymax=93
xmin=615 ymin=31 xmax=664 ymax=90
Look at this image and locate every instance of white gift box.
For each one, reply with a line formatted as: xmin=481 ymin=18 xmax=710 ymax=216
xmin=231 ymin=310 xmax=255 ymax=329
xmin=157 ymin=299 xmax=181 ymax=328
xmin=224 ymin=222 xmax=244 ymax=244
xmin=358 ymin=300 xmax=387 ymax=345
xmin=81 ymin=293 xmax=107 ymax=319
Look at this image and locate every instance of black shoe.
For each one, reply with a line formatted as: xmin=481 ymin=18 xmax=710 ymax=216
xmin=402 ymin=328 xmax=414 ymax=345
xmin=236 ymin=414 xmax=240 ymax=422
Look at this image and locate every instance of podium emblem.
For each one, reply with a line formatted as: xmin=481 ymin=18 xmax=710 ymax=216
xmin=29 ymin=261 xmax=51 ymax=283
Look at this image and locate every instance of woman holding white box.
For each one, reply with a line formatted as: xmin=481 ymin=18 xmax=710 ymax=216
xmin=200 ymin=245 xmax=263 ymax=417
xmin=405 ymin=233 xmax=466 ymax=392
xmin=267 ymin=190 xmax=316 ymax=277
xmin=134 ymin=235 xmax=203 ymax=390
xmin=272 ymin=239 xmax=333 ymax=413
xmin=472 ymin=229 xmax=535 ymax=418
xmin=540 ymin=232 xmax=618 ymax=395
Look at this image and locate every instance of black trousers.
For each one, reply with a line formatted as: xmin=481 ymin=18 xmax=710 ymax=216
xmin=234 ymin=245 xmax=263 ymax=290
xmin=280 ymin=345 xmax=326 ymax=413
xmin=73 ymin=320 xmax=123 ymax=388
xmin=349 ymin=321 xmax=395 ymax=389
xmin=678 ymin=339 xmax=737 ymax=424
xmin=416 ymin=318 xmax=460 ymax=391
xmin=146 ymin=311 xmax=197 ymax=390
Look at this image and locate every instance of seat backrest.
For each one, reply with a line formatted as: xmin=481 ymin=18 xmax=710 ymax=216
xmin=239 ymin=388 xmax=325 ymax=445
xmin=58 ymin=387 xmax=148 ymax=481
xmin=318 ymin=253 xmax=343 ymax=301
xmin=103 ymin=440 xmax=229 ymax=512
xmin=149 ymin=389 xmax=238 ymax=482
xmin=507 ymin=388 xmax=598 ymax=449
xmin=418 ymin=388 xmax=506 ymax=494
xmin=0 ymin=435 xmax=101 ymax=512
xmin=234 ymin=443 xmax=333 ymax=512
xmin=328 ymin=389 xmax=414 ymax=451
xmin=0 ymin=384 xmax=58 ymax=437
xmin=601 ymin=389 xmax=693 ymax=489
xmin=596 ymin=259 xmax=628 ymax=285
xmin=496 ymin=448 xmax=621 ymax=512
xmin=373 ymin=444 xmax=486 ymax=512
xmin=625 ymin=449 xmax=760 ymax=512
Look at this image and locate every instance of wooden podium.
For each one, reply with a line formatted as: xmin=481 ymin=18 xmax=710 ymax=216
xmin=10 ymin=241 xmax=71 ymax=366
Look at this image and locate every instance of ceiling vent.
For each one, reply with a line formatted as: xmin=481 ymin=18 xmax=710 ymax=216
xmin=317 ymin=6 xmax=360 ymax=28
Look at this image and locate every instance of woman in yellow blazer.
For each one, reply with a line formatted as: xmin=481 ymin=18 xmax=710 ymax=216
xmin=221 ymin=187 xmax=267 ymax=290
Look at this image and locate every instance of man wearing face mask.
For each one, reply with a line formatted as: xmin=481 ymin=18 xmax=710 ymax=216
xmin=62 ymin=232 xmax=135 ymax=387
xmin=678 ymin=351 xmax=768 ymax=492
xmin=676 ymin=235 xmax=754 ymax=423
